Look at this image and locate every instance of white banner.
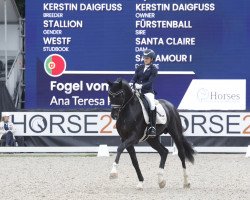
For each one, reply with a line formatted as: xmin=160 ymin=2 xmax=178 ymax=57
xmin=2 ymin=111 xmax=250 ymax=137
xmin=178 ymin=79 xmax=246 ymax=110
xmin=181 ymin=112 xmax=250 ymax=137
xmin=4 ymin=112 xmax=117 ymax=136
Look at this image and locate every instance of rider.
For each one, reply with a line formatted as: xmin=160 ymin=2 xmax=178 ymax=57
xmin=130 ymin=49 xmax=158 ymax=137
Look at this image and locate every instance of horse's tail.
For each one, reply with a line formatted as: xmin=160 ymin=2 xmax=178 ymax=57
xmin=161 ymin=99 xmax=195 ymax=164
xmin=182 ymin=136 xmax=195 ymax=164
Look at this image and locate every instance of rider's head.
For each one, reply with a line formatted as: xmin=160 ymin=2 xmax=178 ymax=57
xmin=1 ymin=113 xmax=10 ymax=123
xmin=143 ymin=49 xmax=156 ymax=65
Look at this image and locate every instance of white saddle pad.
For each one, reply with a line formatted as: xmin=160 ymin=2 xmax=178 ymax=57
xmin=136 ymin=93 xmax=167 ymax=125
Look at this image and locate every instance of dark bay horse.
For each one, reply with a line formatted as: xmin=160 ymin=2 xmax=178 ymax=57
xmin=107 ymin=78 xmax=195 ymax=190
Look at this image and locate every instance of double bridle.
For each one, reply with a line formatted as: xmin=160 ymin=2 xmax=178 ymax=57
xmin=108 ymin=88 xmax=134 ymax=111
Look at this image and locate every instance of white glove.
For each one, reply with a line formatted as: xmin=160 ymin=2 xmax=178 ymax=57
xmin=135 ymin=83 xmax=142 ymax=89
xmin=9 ymin=124 xmax=13 ymax=130
xmin=129 ymin=82 xmax=133 ymax=87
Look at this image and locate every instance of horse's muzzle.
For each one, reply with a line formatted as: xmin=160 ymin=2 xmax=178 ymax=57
xmin=111 ymin=109 xmax=119 ymax=120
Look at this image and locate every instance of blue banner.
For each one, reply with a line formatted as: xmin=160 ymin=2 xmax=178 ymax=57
xmin=26 ymin=0 xmax=250 ymax=109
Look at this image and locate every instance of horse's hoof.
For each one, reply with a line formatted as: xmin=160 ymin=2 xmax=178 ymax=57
xmin=158 ymin=179 xmax=166 ymax=189
xmin=183 ymin=183 xmax=191 ymax=189
xmin=109 ymin=172 xmax=118 ymax=179
xmin=136 ymin=182 xmax=143 ymax=191
xmin=136 ymin=186 xmax=143 ymax=191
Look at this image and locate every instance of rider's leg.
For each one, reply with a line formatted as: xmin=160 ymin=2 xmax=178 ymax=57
xmin=144 ymin=93 xmax=156 ymax=136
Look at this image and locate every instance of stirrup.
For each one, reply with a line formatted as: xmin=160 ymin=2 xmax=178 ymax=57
xmin=147 ymin=126 xmax=156 ymax=137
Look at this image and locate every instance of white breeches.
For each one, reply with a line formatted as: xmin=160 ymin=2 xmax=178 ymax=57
xmin=144 ymin=93 xmax=155 ymax=110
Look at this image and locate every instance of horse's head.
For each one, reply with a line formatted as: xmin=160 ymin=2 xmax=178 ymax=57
xmin=107 ymin=78 xmax=133 ymax=120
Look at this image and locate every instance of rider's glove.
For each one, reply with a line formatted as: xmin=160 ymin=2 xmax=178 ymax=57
xmin=129 ymin=83 xmax=135 ymax=92
xmin=135 ymin=83 xmax=142 ymax=90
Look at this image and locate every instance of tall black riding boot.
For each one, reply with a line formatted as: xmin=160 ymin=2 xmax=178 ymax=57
xmin=148 ymin=109 xmax=156 ymax=137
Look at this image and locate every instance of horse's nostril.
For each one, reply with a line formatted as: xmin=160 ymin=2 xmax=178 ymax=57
xmin=111 ymin=113 xmax=118 ymax=120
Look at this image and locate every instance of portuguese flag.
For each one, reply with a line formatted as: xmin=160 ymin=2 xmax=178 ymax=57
xmin=45 ymin=54 xmax=66 ymax=77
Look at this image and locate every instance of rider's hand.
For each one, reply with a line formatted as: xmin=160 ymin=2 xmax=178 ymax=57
xmin=129 ymin=83 xmax=135 ymax=92
xmin=135 ymin=83 xmax=142 ymax=89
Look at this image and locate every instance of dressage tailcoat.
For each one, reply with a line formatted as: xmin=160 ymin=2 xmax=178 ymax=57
xmin=130 ymin=64 xmax=158 ymax=94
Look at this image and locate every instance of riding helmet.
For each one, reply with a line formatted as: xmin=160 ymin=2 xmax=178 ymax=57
xmin=143 ymin=49 xmax=156 ymax=61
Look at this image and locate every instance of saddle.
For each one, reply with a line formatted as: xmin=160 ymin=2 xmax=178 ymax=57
xmin=135 ymin=92 xmax=167 ymax=142
xmin=136 ymin=92 xmax=167 ymax=125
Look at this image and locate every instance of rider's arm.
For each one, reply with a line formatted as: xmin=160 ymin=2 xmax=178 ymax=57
xmin=0 ymin=122 xmax=7 ymax=136
xmin=130 ymin=66 xmax=141 ymax=84
xmin=8 ymin=122 xmax=15 ymax=134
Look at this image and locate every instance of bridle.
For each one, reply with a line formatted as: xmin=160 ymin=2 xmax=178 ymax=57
xmin=108 ymin=88 xmax=134 ymax=112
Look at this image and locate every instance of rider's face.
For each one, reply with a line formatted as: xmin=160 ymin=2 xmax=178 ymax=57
xmin=144 ymin=57 xmax=153 ymax=65
xmin=3 ymin=116 xmax=9 ymax=122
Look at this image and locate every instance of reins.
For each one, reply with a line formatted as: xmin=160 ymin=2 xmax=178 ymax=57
xmin=120 ymin=92 xmax=134 ymax=110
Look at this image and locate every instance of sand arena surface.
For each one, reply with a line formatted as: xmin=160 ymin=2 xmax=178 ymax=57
xmin=0 ymin=153 xmax=249 ymax=200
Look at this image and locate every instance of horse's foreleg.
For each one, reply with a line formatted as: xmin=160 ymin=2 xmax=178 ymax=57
xmin=147 ymin=137 xmax=169 ymax=189
xmin=126 ymin=145 xmax=144 ymax=190
xmin=109 ymin=136 xmax=137 ymax=180
xmin=109 ymin=162 xmax=118 ymax=179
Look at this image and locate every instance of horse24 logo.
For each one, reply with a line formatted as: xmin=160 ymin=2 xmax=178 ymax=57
xmin=44 ymin=54 xmax=66 ymax=77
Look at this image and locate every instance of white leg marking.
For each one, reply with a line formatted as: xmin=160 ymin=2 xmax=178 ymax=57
xmin=157 ymin=168 xmax=166 ymax=189
xmin=136 ymin=181 xmax=144 ymax=190
xmin=109 ymin=162 xmax=118 ymax=179
xmin=183 ymin=168 xmax=190 ymax=188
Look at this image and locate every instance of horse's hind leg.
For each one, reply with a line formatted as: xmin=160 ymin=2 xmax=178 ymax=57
xmin=176 ymin=143 xmax=190 ymax=188
xmin=126 ymin=145 xmax=144 ymax=190
xmin=169 ymin=131 xmax=191 ymax=188
xmin=147 ymin=137 xmax=169 ymax=189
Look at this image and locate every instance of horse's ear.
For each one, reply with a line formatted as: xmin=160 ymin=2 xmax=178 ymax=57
xmin=119 ymin=79 xmax=122 ymax=88
xmin=107 ymin=80 xmax=113 ymax=86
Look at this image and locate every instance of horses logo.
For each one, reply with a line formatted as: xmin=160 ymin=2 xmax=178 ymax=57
xmin=44 ymin=54 xmax=66 ymax=77
xmin=30 ymin=115 xmax=47 ymax=133
xmin=197 ymin=88 xmax=209 ymax=101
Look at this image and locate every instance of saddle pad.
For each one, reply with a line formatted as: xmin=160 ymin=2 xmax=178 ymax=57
xmin=136 ymin=93 xmax=167 ymax=125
